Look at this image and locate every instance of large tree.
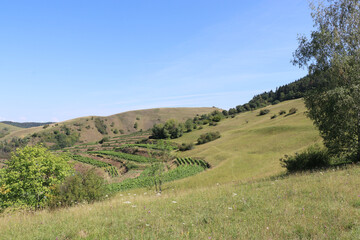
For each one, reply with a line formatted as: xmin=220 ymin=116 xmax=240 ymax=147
xmin=293 ymin=0 xmax=360 ymax=160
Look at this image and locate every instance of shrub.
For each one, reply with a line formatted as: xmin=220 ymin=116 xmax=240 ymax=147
xmin=179 ymin=143 xmax=194 ymax=151
xmin=272 ymin=100 xmax=280 ymax=105
xmin=197 ymin=132 xmax=221 ymax=145
xmin=287 ymin=108 xmax=298 ymax=115
xmin=99 ymin=137 xmax=109 ymax=144
xmin=279 ymin=110 xmax=286 ymax=115
xmin=94 ymin=118 xmax=108 ymax=135
xmin=280 ymin=145 xmax=330 ymax=172
xmin=49 ymin=169 xmax=106 ymax=208
xmin=259 ymin=109 xmax=270 ymax=116
xmin=0 ymin=145 xmax=72 ymax=210
xmin=271 ymin=114 xmax=277 ymax=119
xmin=113 ymin=129 xmax=119 ymax=134
xmin=134 ymin=122 xmax=138 ymax=129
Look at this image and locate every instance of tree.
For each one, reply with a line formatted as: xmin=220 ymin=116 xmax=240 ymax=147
xmin=0 ymin=145 xmax=72 ymax=209
xmin=293 ymin=0 xmax=360 ymax=160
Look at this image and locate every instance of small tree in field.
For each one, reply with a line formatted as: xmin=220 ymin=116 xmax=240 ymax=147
xmin=0 ymin=145 xmax=72 ymax=210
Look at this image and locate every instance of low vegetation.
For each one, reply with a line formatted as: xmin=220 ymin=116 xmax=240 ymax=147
xmin=89 ymin=150 xmax=157 ymax=163
xmin=107 ymin=165 xmax=204 ymax=192
xmin=280 ymin=145 xmax=331 ymax=172
xmin=197 ymin=132 xmax=221 ymax=145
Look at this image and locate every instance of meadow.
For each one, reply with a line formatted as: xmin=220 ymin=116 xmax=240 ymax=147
xmin=1 ymin=99 xmax=358 ymax=239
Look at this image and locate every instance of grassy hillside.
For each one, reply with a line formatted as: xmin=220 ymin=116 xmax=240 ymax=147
xmin=2 ymin=99 xmax=358 ymax=239
xmin=0 ymin=123 xmax=22 ymax=139
xmin=167 ymin=99 xmax=321 ymax=190
xmin=1 ymin=107 xmax=217 ymax=144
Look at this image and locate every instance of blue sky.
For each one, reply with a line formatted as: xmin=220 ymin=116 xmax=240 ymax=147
xmin=0 ymin=0 xmax=313 ymax=122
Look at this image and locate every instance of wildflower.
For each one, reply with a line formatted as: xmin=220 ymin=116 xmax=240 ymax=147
xmin=172 ymin=201 xmax=177 ymax=204
xmin=132 ymin=205 xmax=137 ymax=208
xmin=228 ymin=207 xmax=233 ymax=210
xmin=123 ymin=201 xmax=131 ymax=204
xmin=232 ymin=193 xmax=237 ymax=196
xmin=146 ymin=224 xmax=150 ymax=227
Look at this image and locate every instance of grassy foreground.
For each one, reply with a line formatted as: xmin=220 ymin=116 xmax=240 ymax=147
xmin=1 ymin=165 xmax=359 ymax=239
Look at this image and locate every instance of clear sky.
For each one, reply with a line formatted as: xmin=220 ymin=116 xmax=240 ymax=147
xmin=0 ymin=0 xmax=313 ymax=122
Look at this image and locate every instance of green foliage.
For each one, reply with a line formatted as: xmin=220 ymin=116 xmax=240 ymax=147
xmin=151 ymin=119 xmax=184 ymax=139
xmin=107 ymin=165 xmax=204 ymax=193
xmin=113 ymin=129 xmax=119 ymax=134
xmin=89 ymin=150 xmax=157 ymax=163
xmin=270 ymin=114 xmax=277 ymax=119
xmin=197 ymin=132 xmax=221 ymax=145
xmin=179 ymin=143 xmax=194 ymax=151
xmin=292 ymin=0 xmax=360 ymax=160
xmin=280 ymin=146 xmax=330 ymax=172
xmin=99 ymin=137 xmax=109 ymax=144
xmin=134 ymin=122 xmax=138 ymax=129
xmin=105 ymin=166 xmax=119 ymax=177
xmin=184 ymin=119 xmax=194 ymax=132
xmin=49 ymin=169 xmax=106 ymax=208
xmin=94 ymin=118 xmax=108 ymax=135
xmin=259 ymin=109 xmax=270 ymax=116
xmin=0 ymin=145 xmax=72 ymax=210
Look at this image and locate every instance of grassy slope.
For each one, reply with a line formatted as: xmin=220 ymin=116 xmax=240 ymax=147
xmin=1 ymin=107 xmax=217 ymax=143
xmin=2 ymin=99 xmax=359 ymax=239
xmin=0 ymin=123 xmax=22 ymax=134
xmin=168 ymin=99 xmax=321 ymax=190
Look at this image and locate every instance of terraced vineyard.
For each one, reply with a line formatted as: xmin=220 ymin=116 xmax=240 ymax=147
xmin=62 ymin=131 xmax=206 ymax=192
xmin=176 ymin=157 xmax=210 ymax=169
xmin=89 ymin=150 xmax=158 ymax=163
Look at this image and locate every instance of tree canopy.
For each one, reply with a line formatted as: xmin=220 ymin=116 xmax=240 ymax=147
xmin=293 ymin=0 xmax=360 ymax=160
xmin=0 ymin=145 xmax=73 ymax=210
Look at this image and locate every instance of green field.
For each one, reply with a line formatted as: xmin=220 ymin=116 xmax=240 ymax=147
xmin=1 ymin=99 xmax=359 ymax=239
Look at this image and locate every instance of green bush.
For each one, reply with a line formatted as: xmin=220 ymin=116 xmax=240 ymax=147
xmin=287 ymin=108 xmax=298 ymax=116
xmin=49 ymin=169 xmax=106 ymax=208
xmin=259 ymin=109 xmax=270 ymax=116
xmin=271 ymin=114 xmax=277 ymax=119
xmin=280 ymin=145 xmax=330 ymax=172
xmin=197 ymin=132 xmax=221 ymax=145
xmin=99 ymin=137 xmax=109 ymax=144
xmin=179 ymin=143 xmax=194 ymax=151
xmin=0 ymin=145 xmax=72 ymax=210
xmin=95 ymin=118 xmax=108 ymax=135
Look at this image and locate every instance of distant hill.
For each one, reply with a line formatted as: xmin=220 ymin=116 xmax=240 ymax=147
xmin=0 ymin=121 xmax=55 ymax=128
xmin=1 ymin=107 xmax=219 ymax=148
xmin=0 ymin=123 xmax=22 ymax=138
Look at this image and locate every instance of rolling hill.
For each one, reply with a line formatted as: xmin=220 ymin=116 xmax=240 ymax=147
xmin=3 ymin=99 xmax=357 ymax=239
xmin=0 ymin=107 xmax=219 ymax=145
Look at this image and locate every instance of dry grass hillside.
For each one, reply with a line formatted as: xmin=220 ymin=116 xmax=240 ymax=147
xmin=1 ymin=107 xmax=218 ymax=144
